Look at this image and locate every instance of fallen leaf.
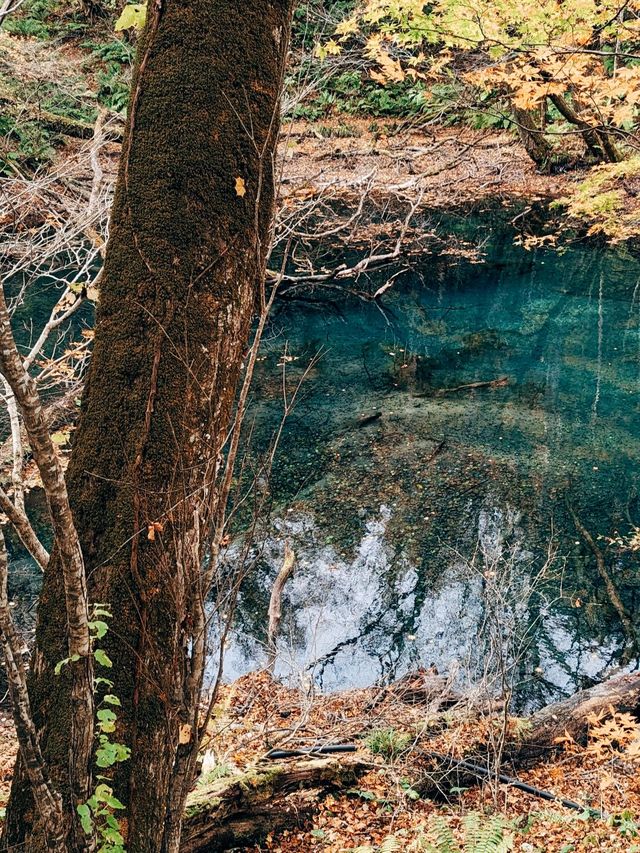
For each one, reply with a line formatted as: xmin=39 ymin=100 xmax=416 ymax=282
xmin=147 ymin=521 xmax=164 ymax=541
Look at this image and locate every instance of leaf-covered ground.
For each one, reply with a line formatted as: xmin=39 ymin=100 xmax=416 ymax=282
xmin=187 ymin=671 xmax=640 ymax=852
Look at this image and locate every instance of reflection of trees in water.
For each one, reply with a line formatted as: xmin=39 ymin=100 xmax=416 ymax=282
xmin=220 ymin=233 xmax=640 ymax=698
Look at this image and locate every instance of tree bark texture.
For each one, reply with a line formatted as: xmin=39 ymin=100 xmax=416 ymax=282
xmin=512 ymin=107 xmax=555 ymax=172
xmin=3 ymin=1 xmax=295 ymax=850
xmin=181 ymin=757 xmax=369 ymax=853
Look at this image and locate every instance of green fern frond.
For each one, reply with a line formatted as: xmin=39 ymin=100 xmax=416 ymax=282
xmin=462 ymin=813 xmax=513 ymax=853
xmin=425 ymin=815 xmax=458 ymax=853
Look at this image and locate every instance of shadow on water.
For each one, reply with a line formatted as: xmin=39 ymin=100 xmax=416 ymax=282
xmin=222 ymin=216 xmax=640 ymax=708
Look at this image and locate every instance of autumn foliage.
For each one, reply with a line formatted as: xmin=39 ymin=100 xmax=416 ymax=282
xmin=321 ymin=0 xmax=640 ymax=170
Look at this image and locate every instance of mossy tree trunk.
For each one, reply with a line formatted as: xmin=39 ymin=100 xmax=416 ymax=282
xmin=512 ymin=106 xmax=555 ymax=172
xmin=2 ymin=1 xmax=294 ymax=851
xmin=548 ymin=92 xmax=623 ymax=163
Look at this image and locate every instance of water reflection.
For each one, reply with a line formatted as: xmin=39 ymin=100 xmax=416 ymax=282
xmin=223 ymin=224 xmax=640 ymax=705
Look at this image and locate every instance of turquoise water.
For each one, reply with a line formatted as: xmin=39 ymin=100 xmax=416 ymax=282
xmin=5 ymin=217 xmax=640 ymax=707
xmin=223 ymin=221 xmax=640 ymax=705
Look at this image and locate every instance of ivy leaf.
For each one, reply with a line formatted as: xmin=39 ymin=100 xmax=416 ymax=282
xmin=103 ymin=826 xmax=125 ymax=845
xmin=94 ymin=649 xmax=113 ymax=668
xmin=77 ymin=803 xmax=93 ymax=835
xmin=54 ymin=657 xmax=70 ymax=676
xmin=89 ymin=620 xmax=109 ymax=640
xmin=97 ymin=709 xmax=117 ymax=723
xmin=96 ymin=785 xmax=126 ymax=811
xmin=96 ymin=744 xmax=118 ymax=768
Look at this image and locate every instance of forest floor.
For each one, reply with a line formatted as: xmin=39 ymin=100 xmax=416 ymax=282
xmin=0 ymin=29 xmax=595 ymax=229
xmin=277 ymin=117 xmax=566 ymax=213
xmin=5 ymin=26 xmax=640 ymax=248
xmin=192 ymin=671 xmax=640 ymax=853
xmin=3 ymin=670 xmax=640 ymax=852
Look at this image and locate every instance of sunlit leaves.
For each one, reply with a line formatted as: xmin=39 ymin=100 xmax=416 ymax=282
xmin=323 ymin=0 xmax=640 ymax=133
xmin=114 ymin=3 xmax=147 ymax=32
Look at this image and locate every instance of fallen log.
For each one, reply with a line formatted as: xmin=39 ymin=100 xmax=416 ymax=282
xmin=181 ymin=756 xmax=369 ymax=853
xmin=180 ymin=673 xmax=640 ymax=851
xmin=505 ymin=671 xmax=640 ymax=766
xmin=0 ymin=94 xmax=125 ymax=141
xmin=416 ymin=672 xmax=640 ymax=804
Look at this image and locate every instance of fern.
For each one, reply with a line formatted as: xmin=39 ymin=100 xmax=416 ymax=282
xmin=423 ymin=815 xmax=457 ymax=853
xmin=462 ymin=813 xmax=513 ymax=853
xmin=420 ymin=812 xmax=513 ymax=853
xmin=379 ymin=838 xmax=402 ymax=853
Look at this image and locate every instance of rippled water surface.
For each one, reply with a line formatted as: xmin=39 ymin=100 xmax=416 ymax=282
xmin=7 ymin=215 xmax=640 ymax=707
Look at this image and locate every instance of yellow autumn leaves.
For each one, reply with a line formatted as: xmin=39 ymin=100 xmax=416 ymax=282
xmin=319 ymin=0 xmax=640 ymax=129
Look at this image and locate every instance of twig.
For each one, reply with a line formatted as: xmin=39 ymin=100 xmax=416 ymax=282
xmin=566 ymin=501 xmax=638 ymax=661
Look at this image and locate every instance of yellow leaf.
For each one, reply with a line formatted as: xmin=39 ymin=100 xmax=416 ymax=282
xmin=114 ymin=3 xmax=147 ymax=31
xmin=323 ymin=38 xmax=342 ymax=56
xmin=335 ymin=17 xmax=359 ymax=39
xmin=235 ymin=177 xmax=246 ymax=198
xmin=179 ymin=723 xmax=192 ymax=745
xmin=51 ymin=429 xmax=71 ymax=447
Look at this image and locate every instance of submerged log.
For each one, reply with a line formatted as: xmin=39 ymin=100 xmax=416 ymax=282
xmin=181 ymin=756 xmax=368 ymax=853
xmin=435 ymin=376 xmax=510 ymax=395
xmin=413 ymin=377 xmax=510 ymax=398
xmin=266 ymin=542 xmax=296 ymax=672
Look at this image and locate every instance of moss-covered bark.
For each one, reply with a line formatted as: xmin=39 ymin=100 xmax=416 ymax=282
xmin=2 ymin=1 xmax=295 ymax=850
xmin=181 ymin=758 xmax=368 ymax=853
xmin=512 ymin=107 xmax=555 ymax=173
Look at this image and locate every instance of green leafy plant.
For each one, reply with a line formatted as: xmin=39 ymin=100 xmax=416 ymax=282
xmin=399 ymin=778 xmax=420 ymax=800
xmin=58 ymin=606 xmax=131 ymax=852
xmin=0 ymin=115 xmax=55 ymax=175
xmin=607 ymin=809 xmax=640 ymax=838
xmin=95 ymin=69 xmax=131 ymax=113
xmin=419 ymin=812 xmax=514 ymax=853
xmin=82 ymin=38 xmax=136 ymax=66
xmin=364 ymin=727 xmax=412 ymax=760
xmin=82 ymin=38 xmax=134 ymax=113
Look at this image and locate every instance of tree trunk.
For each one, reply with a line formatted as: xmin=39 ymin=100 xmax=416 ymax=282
xmin=548 ymin=93 xmax=622 ymax=163
xmin=2 ymin=1 xmax=294 ymax=851
xmin=418 ymin=672 xmax=640 ymax=798
xmin=504 ymin=671 xmax=640 ymax=766
xmin=512 ymin=106 xmax=555 ymax=172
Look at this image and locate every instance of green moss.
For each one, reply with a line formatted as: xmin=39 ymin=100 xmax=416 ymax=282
xmin=5 ymin=1 xmax=297 ymax=849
